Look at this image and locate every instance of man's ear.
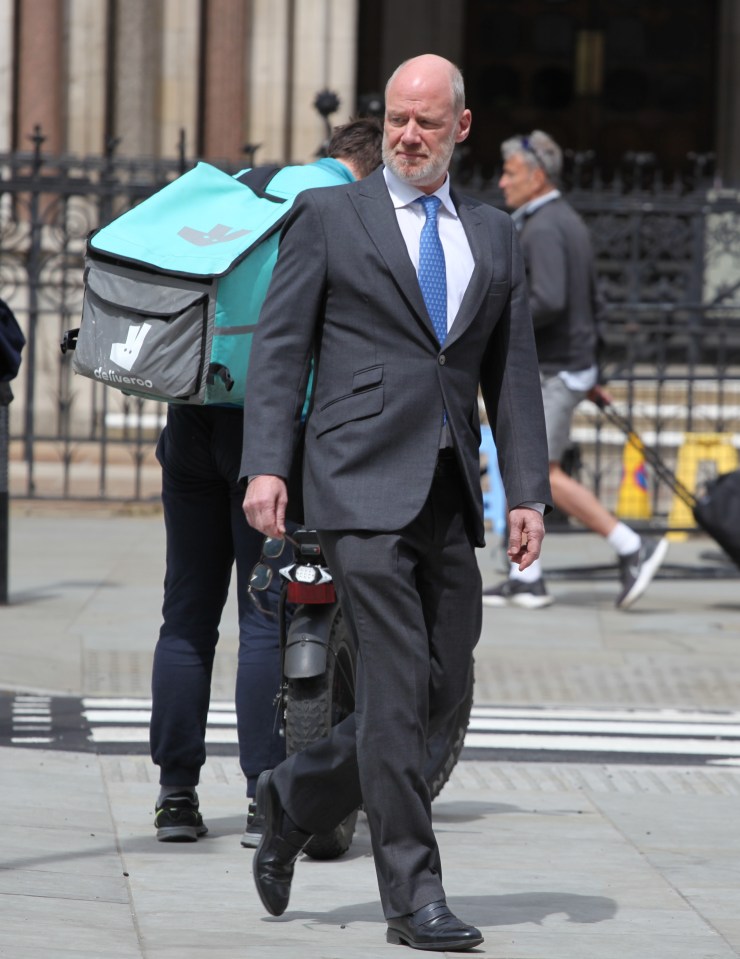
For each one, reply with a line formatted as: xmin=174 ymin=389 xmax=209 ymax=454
xmin=533 ymin=166 xmax=549 ymax=191
xmin=456 ymin=109 xmax=472 ymax=144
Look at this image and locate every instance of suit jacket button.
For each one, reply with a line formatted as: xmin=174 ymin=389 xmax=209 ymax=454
xmin=438 ymin=354 xmax=446 ymax=365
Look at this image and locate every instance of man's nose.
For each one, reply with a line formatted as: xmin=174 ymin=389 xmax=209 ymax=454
xmin=400 ymin=121 xmax=421 ymax=142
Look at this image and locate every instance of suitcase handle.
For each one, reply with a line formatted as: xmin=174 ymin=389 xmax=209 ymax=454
xmin=593 ymin=395 xmax=696 ymax=510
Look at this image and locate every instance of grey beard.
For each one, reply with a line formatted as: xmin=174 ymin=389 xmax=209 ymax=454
xmin=382 ymin=130 xmax=457 ymax=187
xmin=383 ymin=149 xmax=451 ymax=186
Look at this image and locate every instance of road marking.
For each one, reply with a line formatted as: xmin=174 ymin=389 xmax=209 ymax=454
xmin=10 ymin=695 xmax=52 ymax=744
xmin=3 ymin=696 xmax=740 ymax=763
xmin=464 ymin=732 xmax=740 ymax=756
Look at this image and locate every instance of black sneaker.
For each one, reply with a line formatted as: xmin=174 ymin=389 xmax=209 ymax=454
xmin=154 ymin=791 xmax=208 ymax=842
xmin=482 ymin=577 xmax=554 ymax=609
xmin=616 ymin=536 xmax=668 ymax=609
xmin=240 ymin=800 xmax=264 ymax=848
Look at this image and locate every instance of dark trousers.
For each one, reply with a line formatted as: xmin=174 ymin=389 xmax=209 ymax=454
xmin=150 ymin=405 xmax=286 ymax=793
xmin=272 ymin=455 xmax=482 ymax=917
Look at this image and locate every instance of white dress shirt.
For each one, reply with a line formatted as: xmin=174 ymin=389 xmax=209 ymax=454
xmin=382 ymin=167 xmax=544 ymax=515
xmin=382 ymin=166 xmax=475 ymax=335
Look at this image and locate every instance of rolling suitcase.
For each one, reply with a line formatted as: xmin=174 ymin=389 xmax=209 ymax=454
xmin=597 ymin=399 xmax=740 ymax=569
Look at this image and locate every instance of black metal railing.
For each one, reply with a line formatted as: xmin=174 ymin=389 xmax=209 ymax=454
xmin=2 ymin=133 xmax=739 ymax=516
xmin=1 ymin=129 xmax=245 ymax=501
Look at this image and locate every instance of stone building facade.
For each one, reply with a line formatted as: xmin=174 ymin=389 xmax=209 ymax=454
xmin=0 ymin=0 xmax=360 ymax=166
xmin=2 ymin=0 xmax=740 ymax=496
xmin=2 ymin=0 xmax=740 ymax=180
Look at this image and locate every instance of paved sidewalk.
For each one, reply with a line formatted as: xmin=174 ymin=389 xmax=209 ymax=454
xmin=2 ymin=503 xmax=740 ymax=958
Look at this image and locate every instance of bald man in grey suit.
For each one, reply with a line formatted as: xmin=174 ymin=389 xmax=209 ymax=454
xmin=241 ymin=54 xmax=551 ymax=952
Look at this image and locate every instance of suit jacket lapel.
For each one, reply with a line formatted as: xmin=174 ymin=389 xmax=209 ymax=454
xmin=348 ymin=171 xmax=497 ymax=347
xmin=444 ymin=194 xmax=494 ymax=347
xmin=349 ymin=169 xmax=437 ymax=342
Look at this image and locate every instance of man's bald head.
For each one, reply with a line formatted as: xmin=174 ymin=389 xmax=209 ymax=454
xmin=382 ymin=54 xmax=471 ymax=193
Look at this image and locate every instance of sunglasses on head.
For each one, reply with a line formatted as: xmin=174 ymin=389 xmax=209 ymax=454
xmin=519 ymin=135 xmax=545 ymax=171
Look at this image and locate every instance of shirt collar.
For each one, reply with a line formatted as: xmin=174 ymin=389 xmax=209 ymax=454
xmin=519 ymin=189 xmax=561 ymax=219
xmin=383 ymin=166 xmax=458 ymax=218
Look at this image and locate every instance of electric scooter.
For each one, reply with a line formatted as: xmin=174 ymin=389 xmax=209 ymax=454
xmin=267 ymin=529 xmax=474 ymax=861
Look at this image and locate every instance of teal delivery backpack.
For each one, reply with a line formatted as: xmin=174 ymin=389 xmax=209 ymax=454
xmin=63 ymin=159 xmax=353 ymax=405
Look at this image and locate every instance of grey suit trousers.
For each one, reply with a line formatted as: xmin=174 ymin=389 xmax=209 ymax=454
xmin=272 ymin=454 xmax=482 ymax=918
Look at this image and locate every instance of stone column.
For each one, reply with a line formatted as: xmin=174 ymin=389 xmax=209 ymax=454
xmin=66 ymin=0 xmax=108 ymax=155
xmin=248 ymin=0 xmax=359 ymax=165
xmin=114 ymin=0 xmax=163 ymax=157
xmin=16 ymin=0 xmax=64 ymax=151
xmin=291 ymin=0 xmax=359 ymax=163
xmin=717 ymin=0 xmax=740 ymax=186
xmin=160 ymin=0 xmax=199 ymax=158
xmin=704 ymin=5 xmax=740 ymax=306
xmin=200 ymin=0 xmax=250 ymax=162
xmin=0 ymin=0 xmax=12 ymax=151
xmin=248 ymin=0 xmax=291 ymax=164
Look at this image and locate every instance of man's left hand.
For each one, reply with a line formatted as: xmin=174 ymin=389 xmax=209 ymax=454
xmin=587 ymin=383 xmax=613 ymax=408
xmin=507 ymin=507 xmax=546 ymax=570
xmin=243 ymin=474 xmax=288 ymax=539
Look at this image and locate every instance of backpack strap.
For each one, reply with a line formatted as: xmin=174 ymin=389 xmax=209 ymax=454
xmin=236 ymin=164 xmax=284 ymax=203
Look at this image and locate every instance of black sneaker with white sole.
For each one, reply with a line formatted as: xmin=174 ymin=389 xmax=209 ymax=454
xmin=616 ymin=536 xmax=668 ymax=609
xmin=482 ymin=577 xmax=554 ymax=609
xmin=154 ymin=791 xmax=208 ymax=842
xmin=240 ymin=800 xmax=264 ymax=848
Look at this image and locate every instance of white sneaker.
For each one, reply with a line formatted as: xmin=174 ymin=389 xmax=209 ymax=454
xmin=482 ymin=578 xmax=554 ymax=609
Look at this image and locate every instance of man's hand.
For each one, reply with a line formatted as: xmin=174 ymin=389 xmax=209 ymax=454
xmin=587 ymin=383 xmax=613 ymax=409
xmin=507 ymin=507 xmax=546 ymax=570
xmin=243 ymin=475 xmax=289 ymax=538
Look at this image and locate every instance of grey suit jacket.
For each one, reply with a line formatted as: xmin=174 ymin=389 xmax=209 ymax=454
xmin=240 ymin=166 xmax=551 ymax=546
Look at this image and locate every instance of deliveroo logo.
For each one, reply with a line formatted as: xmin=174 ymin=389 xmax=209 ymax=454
xmin=110 ymin=323 xmax=152 ymax=370
xmin=178 ymin=224 xmax=250 ymax=246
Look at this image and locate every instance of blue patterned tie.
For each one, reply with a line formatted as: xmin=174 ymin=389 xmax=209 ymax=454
xmin=416 ymin=195 xmax=447 ymax=345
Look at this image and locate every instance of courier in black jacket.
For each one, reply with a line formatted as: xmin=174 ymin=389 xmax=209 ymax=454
xmin=148 ymin=120 xmax=383 ymax=848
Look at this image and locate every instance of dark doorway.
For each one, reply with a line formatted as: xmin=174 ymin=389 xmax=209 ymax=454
xmin=355 ymin=0 xmax=719 ymax=181
xmin=462 ymin=0 xmax=718 ymax=180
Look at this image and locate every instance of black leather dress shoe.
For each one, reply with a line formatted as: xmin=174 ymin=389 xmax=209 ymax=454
xmin=252 ymin=770 xmax=313 ymax=916
xmin=386 ymin=900 xmax=484 ymax=951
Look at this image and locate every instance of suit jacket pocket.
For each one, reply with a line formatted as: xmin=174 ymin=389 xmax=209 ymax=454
xmin=352 ymin=364 xmax=383 ymax=391
xmin=313 ymin=385 xmax=384 ymax=437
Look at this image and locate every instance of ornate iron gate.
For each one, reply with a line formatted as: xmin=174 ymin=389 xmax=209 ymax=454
xmin=2 ymin=134 xmax=739 ymax=518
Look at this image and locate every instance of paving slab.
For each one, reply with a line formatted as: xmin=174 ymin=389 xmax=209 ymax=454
xmin=1 ymin=505 xmax=740 ymax=957
xmin=4 ymin=751 xmax=740 ymax=958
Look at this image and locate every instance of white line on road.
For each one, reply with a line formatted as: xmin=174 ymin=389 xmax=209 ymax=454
xmin=78 ymin=701 xmax=740 ymax=756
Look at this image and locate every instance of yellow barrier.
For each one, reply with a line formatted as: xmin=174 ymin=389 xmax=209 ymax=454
xmin=667 ymin=433 xmax=739 ymax=540
xmin=616 ymin=433 xmax=652 ymax=520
